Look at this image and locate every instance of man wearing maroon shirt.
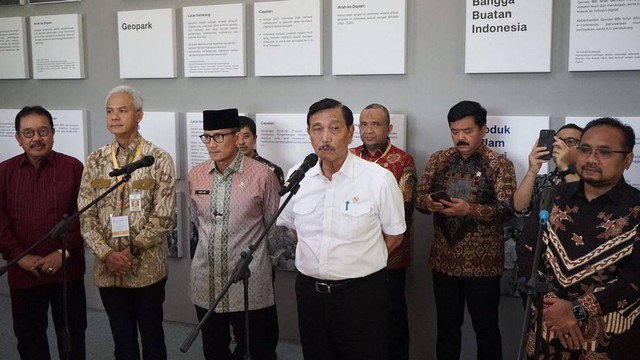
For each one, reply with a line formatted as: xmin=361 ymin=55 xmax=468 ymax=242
xmin=0 ymin=106 xmax=86 ymax=360
xmin=350 ymin=103 xmax=417 ymax=360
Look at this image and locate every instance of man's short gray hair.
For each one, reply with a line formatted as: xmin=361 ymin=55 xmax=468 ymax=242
xmin=106 ymin=85 xmax=144 ymax=111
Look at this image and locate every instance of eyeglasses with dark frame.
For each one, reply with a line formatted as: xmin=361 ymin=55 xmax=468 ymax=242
xmin=20 ymin=127 xmax=51 ymax=139
xmin=576 ymin=145 xmax=629 ymax=159
xmin=559 ymin=137 xmax=580 ymax=147
xmin=199 ymin=131 xmax=238 ymax=144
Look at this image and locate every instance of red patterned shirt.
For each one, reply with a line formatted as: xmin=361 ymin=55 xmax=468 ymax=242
xmin=351 ymin=140 xmax=417 ymax=269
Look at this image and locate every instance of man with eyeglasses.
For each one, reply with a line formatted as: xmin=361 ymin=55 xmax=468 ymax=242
xmin=518 ymin=117 xmax=640 ymax=359
xmin=188 ymin=109 xmax=280 ymax=360
xmin=511 ymin=123 xmax=583 ymax=214
xmin=0 ymin=106 xmax=87 ymax=359
xmin=349 ymin=103 xmax=417 ymax=360
xmin=78 ymin=85 xmax=176 ymax=359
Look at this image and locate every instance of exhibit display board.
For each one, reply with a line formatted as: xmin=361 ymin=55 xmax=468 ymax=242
xmin=254 ymin=0 xmax=323 ymax=76
xmin=0 ymin=17 xmax=29 ymax=79
xmin=183 ymin=4 xmax=246 ymax=77
xmin=569 ymin=0 xmax=640 ymax=71
xmin=465 ymin=0 xmax=553 ymax=73
xmin=118 ymin=8 xmax=177 ymax=78
xmin=30 ymin=13 xmax=85 ymax=79
xmin=138 ymin=111 xmax=180 ymax=179
xmin=332 ymin=0 xmax=407 ymax=75
xmin=0 ymin=109 xmax=87 ymax=163
xmin=484 ymin=116 xmax=550 ymax=184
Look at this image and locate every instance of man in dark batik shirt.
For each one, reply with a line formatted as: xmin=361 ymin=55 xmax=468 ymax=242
xmin=416 ymin=100 xmax=516 ymax=360
xmin=519 ymin=117 xmax=640 ymax=360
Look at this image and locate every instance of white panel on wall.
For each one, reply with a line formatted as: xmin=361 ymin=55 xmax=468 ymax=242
xmin=118 ymin=8 xmax=177 ymax=78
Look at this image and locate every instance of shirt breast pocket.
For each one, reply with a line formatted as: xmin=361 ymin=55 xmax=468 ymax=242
xmin=339 ymin=202 xmax=374 ymax=241
xmin=293 ymin=201 xmax=318 ymax=234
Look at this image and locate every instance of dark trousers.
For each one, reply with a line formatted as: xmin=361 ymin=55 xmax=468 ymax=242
xmin=99 ymin=277 xmax=167 ymax=360
xmin=295 ymin=270 xmax=389 ymax=360
xmin=432 ymin=270 xmax=503 ymax=360
xmin=195 ymin=304 xmax=279 ymax=360
xmin=10 ymin=278 xmax=87 ymax=360
xmin=387 ymin=268 xmax=410 ymax=360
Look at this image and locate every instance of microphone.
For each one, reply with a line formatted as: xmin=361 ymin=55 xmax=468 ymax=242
xmin=538 ymin=187 xmax=557 ymax=225
xmin=109 ymin=156 xmax=155 ymax=177
xmin=279 ymin=153 xmax=318 ymax=196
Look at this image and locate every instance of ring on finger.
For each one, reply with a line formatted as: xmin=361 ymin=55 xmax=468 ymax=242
xmin=47 ymin=267 xmax=53 ymax=272
xmin=563 ymin=333 xmax=570 ymax=339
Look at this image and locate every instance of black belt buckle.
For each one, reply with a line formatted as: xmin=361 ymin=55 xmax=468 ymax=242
xmin=315 ymin=282 xmax=331 ymax=294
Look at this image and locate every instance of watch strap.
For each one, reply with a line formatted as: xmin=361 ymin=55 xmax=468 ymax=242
xmin=559 ymin=168 xmax=576 ymax=177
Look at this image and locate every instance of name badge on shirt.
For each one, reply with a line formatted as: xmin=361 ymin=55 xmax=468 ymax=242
xmin=129 ymin=192 xmax=142 ymax=212
xmin=111 ymin=216 xmax=130 ymax=238
xmin=195 ymin=190 xmax=210 ymax=195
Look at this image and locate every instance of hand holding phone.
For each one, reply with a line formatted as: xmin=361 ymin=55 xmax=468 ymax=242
xmin=430 ymin=190 xmax=452 ymax=204
xmin=537 ymin=129 xmax=555 ymax=161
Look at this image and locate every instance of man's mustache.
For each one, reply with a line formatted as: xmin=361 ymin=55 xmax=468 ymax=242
xmin=456 ymin=141 xmax=469 ymax=146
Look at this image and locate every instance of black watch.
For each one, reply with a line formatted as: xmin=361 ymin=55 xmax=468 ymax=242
xmin=129 ymin=244 xmax=141 ymax=257
xmin=571 ymin=300 xmax=587 ymax=321
xmin=559 ymin=168 xmax=577 ymax=177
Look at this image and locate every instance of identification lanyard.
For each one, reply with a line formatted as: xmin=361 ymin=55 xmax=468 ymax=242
xmin=111 ymin=139 xmax=145 ymax=193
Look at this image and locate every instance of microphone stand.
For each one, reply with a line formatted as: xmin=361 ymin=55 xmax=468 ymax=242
xmin=0 ymin=173 xmax=133 ymax=360
xmin=517 ymin=210 xmax=551 ymax=360
xmin=181 ymin=183 xmax=301 ymax=358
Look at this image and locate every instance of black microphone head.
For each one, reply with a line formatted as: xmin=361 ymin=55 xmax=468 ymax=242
xmin=539 ymin=186 xmax=557 ymax=213
xmin=141 ymin=156 xmax=155 ymax=166
xmin=303 ymin=153 xmax=318 ymax=167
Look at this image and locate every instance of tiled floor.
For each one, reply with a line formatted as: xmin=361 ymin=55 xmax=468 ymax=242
xmin=0 ymin=294 xmax=303 ymax=360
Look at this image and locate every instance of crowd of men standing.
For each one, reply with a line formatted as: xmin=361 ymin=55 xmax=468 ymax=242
xmin=1 ymin=87 xmax=638 ymax=360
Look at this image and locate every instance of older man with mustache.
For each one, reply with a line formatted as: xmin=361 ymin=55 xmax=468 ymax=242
xmin=415 ymin=100 xmax=516 ymax=360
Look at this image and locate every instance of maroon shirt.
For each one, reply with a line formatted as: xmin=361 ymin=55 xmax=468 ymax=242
xmin=0 ymin=151 xmax=85 ymax=289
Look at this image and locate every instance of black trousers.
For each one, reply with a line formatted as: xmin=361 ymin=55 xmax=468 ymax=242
xmin=295 ymin=269 xmax=389 ymax=360
xmin=387 ymin=268 xmax=410 ymax=360
xmin=432 ymin=270 xmax=503 ymax=360
xmin=195 ymin=304 xmax=278 ymax=360
xmin=10 ymin=278 xmax=87 ymax=360
xmin=99 ymin=277 xmax=167 ymax=360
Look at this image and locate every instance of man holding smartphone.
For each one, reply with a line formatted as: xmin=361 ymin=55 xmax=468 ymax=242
xmin=510 ymin=124 xmax=583 ymax=213
xmin=415 ymin=100 xmax=516 ymax=360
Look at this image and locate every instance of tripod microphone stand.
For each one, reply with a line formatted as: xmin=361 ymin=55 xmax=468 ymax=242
xmin=517 ymin=187 xmax=557 ymax=360
xmin=180 ymin=183 xmax=300 ymax=359
xmin=0 ymin=173 xmax=133 ymax=360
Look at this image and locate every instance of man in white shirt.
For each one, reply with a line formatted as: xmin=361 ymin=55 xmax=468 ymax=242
xmin=277 ymin=98 xmax=406 ymax=360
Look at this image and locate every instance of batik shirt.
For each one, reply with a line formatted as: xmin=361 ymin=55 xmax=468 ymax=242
xmin=415 ymin=144 xmax=516 ymax=277
xmin=519 ymin=179 xmax=640 ymax=360
xmin=351 ymin=140 xmax=417 ymax=269
xmin=252 ymin=150 xmax=285 ymax=186
xmin=79 ymin=135 xmax=176 ymax=288
xmin=188 ymin=151 xmax=280 ymax=312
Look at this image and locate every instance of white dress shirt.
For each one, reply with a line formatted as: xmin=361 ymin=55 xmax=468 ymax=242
xmin=277 ymin=152 xmax=406 ymax=280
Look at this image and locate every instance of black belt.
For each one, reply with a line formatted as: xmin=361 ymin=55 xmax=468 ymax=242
xmin=298 ymin=269 xmax=383 ymax=294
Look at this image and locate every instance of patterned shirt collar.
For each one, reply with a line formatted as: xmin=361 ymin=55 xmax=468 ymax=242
xmin=569 ymin=177 xmax=629 ymax=203
xmin=208 ymin=149 xmax=245 ymax=175
xmin=357 ymin=138 xmax=391 ymax=160
xmin=18 ymin=150 xmax=56 ymax=168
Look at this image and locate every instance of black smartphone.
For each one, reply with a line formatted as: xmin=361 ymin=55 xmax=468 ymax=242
xmin=430 ymin=190 xmax=452 ymax=203
xmin=537 ymin=129 xmax=555 ymax=161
